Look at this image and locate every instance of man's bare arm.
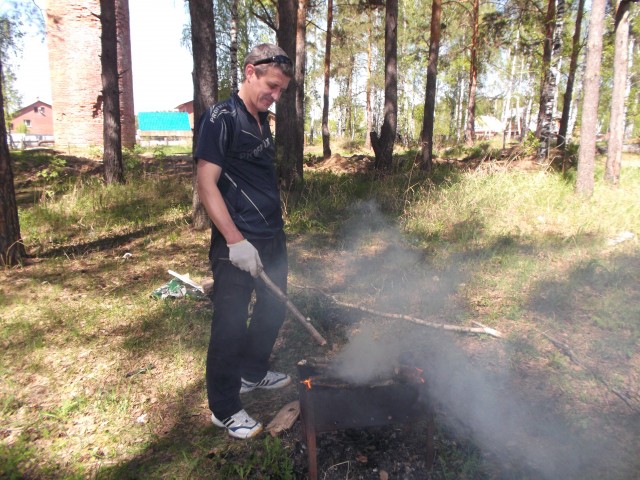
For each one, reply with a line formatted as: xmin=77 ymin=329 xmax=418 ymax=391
xmin=196 ymin=160 xmax=244 ymax=245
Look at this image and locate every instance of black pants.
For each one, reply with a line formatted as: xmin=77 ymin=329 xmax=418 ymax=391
xmin=206 ymin=230 xmax=288 ymax=419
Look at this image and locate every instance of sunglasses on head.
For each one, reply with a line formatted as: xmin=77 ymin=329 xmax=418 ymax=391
xmin=252 ymin=55 xmax=293 ymax=66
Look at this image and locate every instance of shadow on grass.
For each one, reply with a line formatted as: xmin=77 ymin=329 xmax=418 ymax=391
xmin=34 ymin=220 xmax=187 ymax=259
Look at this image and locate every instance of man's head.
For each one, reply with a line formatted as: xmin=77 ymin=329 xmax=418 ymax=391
xmin=242 ymin=44 xmax=294 ymax=82
xmin=239 ymin=44 xmax=293 ymax=115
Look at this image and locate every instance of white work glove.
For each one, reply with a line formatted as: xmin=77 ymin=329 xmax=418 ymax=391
xmin=227 ymin=239 xmax=263 ymax=277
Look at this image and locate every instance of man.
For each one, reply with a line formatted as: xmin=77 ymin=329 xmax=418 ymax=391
xmin=195 ymin=44 xmax=294 ymax=439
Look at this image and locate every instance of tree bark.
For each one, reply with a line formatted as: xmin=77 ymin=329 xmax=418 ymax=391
xmin=276 ymin=0 xmax=300 ymax=190
xmin=371 ymin=0 xmax=398 ymax=170
xmin=501 ymin=40 xmax=517 ymax=145
xmin=558 ymin=0 xmax=585 ymax=149
xmin=464 ymin=0 xmax=479 ymax=145
xmin=100 ymin=0 xmax=124 ymax=184
xmin=322 ymin=0 xmax=333 ymax=160
xmin=537 ymin=0 xmax=565 ymax=161
xmin=419 ymin=0 xmax=442 ymax=173
xmin=294 ymin=0 xmax=307 ymax=183
xmin=365 ymin=16 xmax=373 ymax=150
xmin=230 ymin=0 xmax=239 ymax=93
xmin=576 ymin=0 xmax=607 ymax=196
xmin=0 ymin=55 xmax=26 ymax=266
xmin=605 ymin=0 xmax=632 ymax=186
xmin=189 ymin=0 xmax=218 ymax=230
xmin=536 ymin=0 xmax=556 ymax=138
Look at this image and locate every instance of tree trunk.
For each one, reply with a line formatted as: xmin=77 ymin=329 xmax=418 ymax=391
xmin=230 ymin=0 xmax=239 ymax=93
xmin=294 ymin=0 xmax=307 ymax=183
xmin=558 ymin=0 xmax=585 ymax=149
xmin=189 ymin=0 xmax=218 ymax=230
xmin=419 ymin=0 xmax=442 ymax=173
xmin=537 ymin=0 xmax=565 ymax=161
xmin=576 ymin=0 xmax=607 ymax=196
xmin=456 ymin=70 xmax=464 ymax=141
xmin=605 ymin=0 xmax=632 ymax=186
xmin=276 ymin=0 xmax=300 ymax=190
xmin=365 ymin=17 xmax=373 ymax=150
xmin=464 ymin=0 xmax=479 ymax=145
xmin=371 ymin=0 xmax=398 ymax=170
xmin=536 ymin=0 xmax=555 ymax=138
xmin=322 ymin=0 xmax=333 ymax=160
xmin=624 ymin=36 xmax=635 ymax=139
xmin=502 ymin=38 xmax=518 ymax=145
xmin=100 ymin=0 xmax=124 ymax=184
xmin=346 ymin=57 xmax=355 ymax=139
xmin=0 ymin=56 xmax=26 ymax=266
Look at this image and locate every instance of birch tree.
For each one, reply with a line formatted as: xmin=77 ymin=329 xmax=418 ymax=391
xmin=536 ymin=0 xmax=565 ymax=161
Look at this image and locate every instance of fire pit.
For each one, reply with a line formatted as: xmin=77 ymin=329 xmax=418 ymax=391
xmin=297 ymin=357 xmax=435 ymax=480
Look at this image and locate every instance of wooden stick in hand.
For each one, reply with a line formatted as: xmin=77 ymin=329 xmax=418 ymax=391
xmin=259 ymin=271 xmax=328 ymax=346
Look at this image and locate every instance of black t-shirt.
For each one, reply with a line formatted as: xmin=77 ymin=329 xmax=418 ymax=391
xmin=195 ymin=93 xmax=283 ymax=240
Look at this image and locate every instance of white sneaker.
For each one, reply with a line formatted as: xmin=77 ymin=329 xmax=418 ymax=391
xmin=240 ymin=371 xmax=292 ymax=394
xmin=211 ymin=409 xmax=263 ymax=439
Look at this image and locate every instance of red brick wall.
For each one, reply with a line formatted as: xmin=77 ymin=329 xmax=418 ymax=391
xmin=46 ymin=0 xmax=135 ymax=150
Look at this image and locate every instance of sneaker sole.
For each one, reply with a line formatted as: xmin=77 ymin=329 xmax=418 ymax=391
xmin=211 ymin=414 xmax=263 ymax=439
xmin=229 ymin=424 xmax=263 ymax=439
xmin=240 ymin=376 xmax=292 ymax=394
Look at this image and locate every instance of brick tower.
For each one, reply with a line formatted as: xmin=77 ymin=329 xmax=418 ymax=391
xmin=46 ymin=0 xmax=136 ymax=150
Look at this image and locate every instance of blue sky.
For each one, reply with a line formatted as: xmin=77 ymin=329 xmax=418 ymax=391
xmin=14 ymin=0 xmax=194 ymax=113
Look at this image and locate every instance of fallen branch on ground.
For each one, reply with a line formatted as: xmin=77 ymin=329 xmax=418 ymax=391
xmin=540 ymin=330 xmax=640 ymax=413
xmin=293 ymin=284 xmax=502 ymax=339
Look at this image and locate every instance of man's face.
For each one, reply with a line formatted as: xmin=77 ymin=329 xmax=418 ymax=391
xmin=245 ymin=65 xmax=291 ymax=113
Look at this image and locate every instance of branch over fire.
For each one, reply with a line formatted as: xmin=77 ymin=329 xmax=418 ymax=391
xmin=297 ymin=285 xmax=503 ymax=338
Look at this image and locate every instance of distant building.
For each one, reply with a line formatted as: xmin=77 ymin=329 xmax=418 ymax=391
xmin=475 ymin=115 xmax=505 ymax=139
xmin=8 ymin=100 xmax=54 ymax=148
xmin=175 ymin=101 xmax=195 ymax=129
xmin=137 ymin=111 xmax=192 ymax=146
xmin=10 ymin=100 xmax=54 ymax=135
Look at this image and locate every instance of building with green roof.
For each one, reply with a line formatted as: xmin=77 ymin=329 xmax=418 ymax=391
xmin=137 ymin=111 xmax=192 ymax=146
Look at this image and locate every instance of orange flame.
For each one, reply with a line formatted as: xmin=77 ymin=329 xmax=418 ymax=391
xmin=301 ymin=378 xmax=312 ymax=390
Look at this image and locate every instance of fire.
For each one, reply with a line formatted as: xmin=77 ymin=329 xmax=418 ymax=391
xmin=301 ymin=378 xmax=312 ymax=390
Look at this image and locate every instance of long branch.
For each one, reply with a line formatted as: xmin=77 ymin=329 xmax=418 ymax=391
xmin=294 ymin=284 xmax=503 ymax=338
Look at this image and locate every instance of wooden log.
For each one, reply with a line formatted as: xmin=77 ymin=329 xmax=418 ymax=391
xmin=266 ymin=401 xmax=300 ymax=436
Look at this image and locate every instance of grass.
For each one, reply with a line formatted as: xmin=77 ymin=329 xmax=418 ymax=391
xmin=1 ymin=147 xmax=639 ymax=479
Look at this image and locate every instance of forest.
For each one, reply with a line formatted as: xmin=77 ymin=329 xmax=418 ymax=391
xmin=187 ymin=0 xmax=640 ymax=179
